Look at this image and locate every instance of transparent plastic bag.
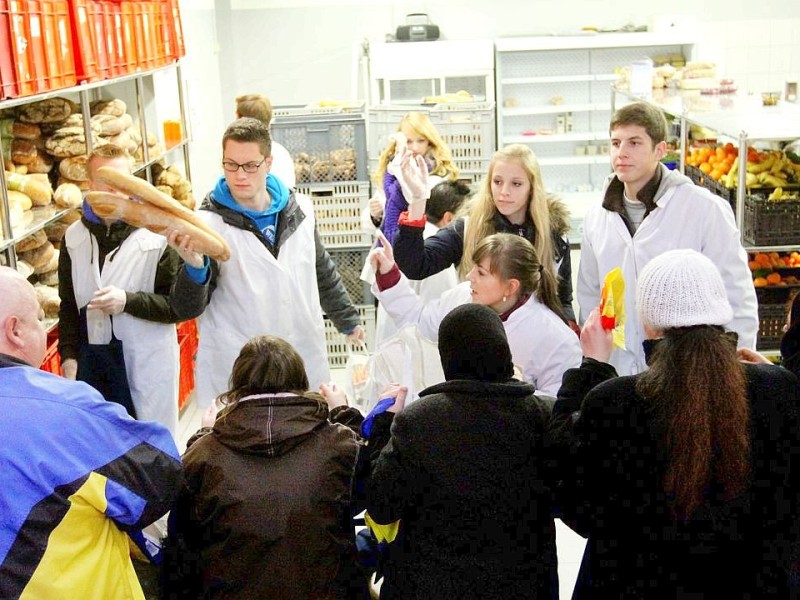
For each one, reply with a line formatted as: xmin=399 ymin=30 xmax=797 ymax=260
xmin=345 ymin=341 xmax=371 ymax=411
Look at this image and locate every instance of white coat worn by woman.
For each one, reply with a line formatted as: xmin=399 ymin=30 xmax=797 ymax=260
xmin=64 ymin=225 xmax=179 ymax=434
xmin=370 ymin=231 xmax=582 ymax=397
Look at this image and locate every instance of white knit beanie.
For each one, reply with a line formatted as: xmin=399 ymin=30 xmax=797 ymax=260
xmin=636 ymin=249 xmax=733 ymax=330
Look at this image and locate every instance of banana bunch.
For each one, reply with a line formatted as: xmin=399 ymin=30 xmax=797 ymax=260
xmin=767 ymin=187 xmax=800 ymax=201
xmin=745 ymin=151 xmax=800 ymax=187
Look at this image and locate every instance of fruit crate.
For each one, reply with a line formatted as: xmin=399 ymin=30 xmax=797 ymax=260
xmin=296 ymin=181 xmax=371 ymax=249
xmin=367 ymin=102 xmax=495 ymax=185
xmin=329 ymin=247 xmax=373 ymax=305
xmin=756 ymin=286 xmax=795 ymax=350
xmin=271 ymin=107 xmax=368 ymax=185
xmin=324 ymin=304 xmax=375 ymax=369
xmin=685 ymin=165 xmax=735 ymax=210
xmin=743 ymin=196 xmax=800 ymax=247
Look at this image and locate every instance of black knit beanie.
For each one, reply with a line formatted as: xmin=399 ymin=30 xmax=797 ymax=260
xmin=438 ymin=304 xmax=514 ymax=382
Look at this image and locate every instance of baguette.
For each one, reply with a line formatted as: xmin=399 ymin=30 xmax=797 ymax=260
xmin=94 ymin=166 xmax=227 ymax=247
xmin=86 ymin=191 xmax=231 ymax=262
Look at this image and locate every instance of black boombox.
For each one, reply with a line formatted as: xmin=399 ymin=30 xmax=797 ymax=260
xmin=396 ymin=13 xmax=440 ymax=42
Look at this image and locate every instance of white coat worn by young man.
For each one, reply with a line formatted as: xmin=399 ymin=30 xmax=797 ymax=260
xmin=182 ymin=118 xmax=364 ymax=407
xmin=577 ymin=102 xmax=758 ymax=376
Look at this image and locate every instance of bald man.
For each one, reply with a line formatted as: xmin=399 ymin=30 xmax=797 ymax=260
xmin=0 ymin=267 xmax=183 ymax=599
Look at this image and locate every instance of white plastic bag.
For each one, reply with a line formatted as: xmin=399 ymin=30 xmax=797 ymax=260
xmin=362 ymin=325 xmax=445 ymax=413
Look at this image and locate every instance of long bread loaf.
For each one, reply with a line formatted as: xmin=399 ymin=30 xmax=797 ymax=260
xmin=86 ymin=192 xmax=231 ymax=261
xmin=94 ymin=166 xmax=226 ymax=248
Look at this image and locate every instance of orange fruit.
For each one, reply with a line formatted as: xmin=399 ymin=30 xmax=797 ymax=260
xmin=767 ymin=272 xmax=782 ymax=285
xmin=755 ymin=253 xmax=771 ymax=266
xmin=754 ymin=277 xmax=768 ymax=287
xmin=748 ymin=260 xmax=760 ymax=271
xmin=699 ymin=162 xmax=712 ymax=174
xmin=710 ymin=168 xmax=724 ymax=181
xmin=716 ymin=147 xmax=727 ymax=159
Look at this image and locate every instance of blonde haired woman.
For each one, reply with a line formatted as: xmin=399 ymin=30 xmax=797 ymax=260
xmin=374 ymin=111 xmax=459 ymax=244
xmin=392 ymin=144 xmax=576 ymax=326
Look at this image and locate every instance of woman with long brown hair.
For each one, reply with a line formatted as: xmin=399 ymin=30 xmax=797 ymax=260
xmin=554 ymin=249 xmax=800 ymax=598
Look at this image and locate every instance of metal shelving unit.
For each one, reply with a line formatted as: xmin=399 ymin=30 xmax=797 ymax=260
xmin=495 ymin=33 xmax=697 ymax=240
xmin=0 ymin=63 xmax=191 ymax=269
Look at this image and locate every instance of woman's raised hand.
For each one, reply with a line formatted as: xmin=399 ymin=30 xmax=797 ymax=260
xmin=402 ymin=154 xmax=430 ymax=220
xmin=369 ymin=230 xmax=396 ymax=275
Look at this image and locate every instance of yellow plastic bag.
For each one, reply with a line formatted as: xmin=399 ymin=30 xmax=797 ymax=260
xmin=600 ymin=267 xmax=626 ymax=349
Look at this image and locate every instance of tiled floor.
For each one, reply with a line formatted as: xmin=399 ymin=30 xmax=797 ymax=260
xmin=177 ymin=370 xmax=586 ymax=598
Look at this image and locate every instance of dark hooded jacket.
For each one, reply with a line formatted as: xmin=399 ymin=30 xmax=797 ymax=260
xmin=162 ymin=395 xmax=363 ymax=599
xmin=393 ymin=193 xmax=575 ymax=321
xmin=366 ymin=305 xmax=560 ymax=599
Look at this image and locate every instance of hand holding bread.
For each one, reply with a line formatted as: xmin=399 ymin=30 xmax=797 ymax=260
xmin=87 ymin=166 xmax=230 ymax=261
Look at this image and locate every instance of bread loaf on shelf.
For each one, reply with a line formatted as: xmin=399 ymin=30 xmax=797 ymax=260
xmin=14 ymin=228 xmax=47 ymax=253
xmin=17 ymin=97 xmax=75 ymax=124
xmin=5 ymin=171 xmax=52 ymax=205
xmin=59 ymin=155 xmax=90 ymax=181
xmin=54 ymin=183 xmax=83 ymax=209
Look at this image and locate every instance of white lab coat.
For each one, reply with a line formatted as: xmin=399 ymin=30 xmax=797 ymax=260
xmin=577 ymin=169 xmax=758 ymax=376
xmin=373 ymin=275 xmax=582 ymax=396
xmin=194 ymin=194 xmax=329 ymax=407
xmin=65 ymin=223 xmax=179 ymax=437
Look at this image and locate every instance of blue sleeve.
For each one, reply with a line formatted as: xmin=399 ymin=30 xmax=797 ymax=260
xmin=184 ymin=257 xmax=210 ymax=284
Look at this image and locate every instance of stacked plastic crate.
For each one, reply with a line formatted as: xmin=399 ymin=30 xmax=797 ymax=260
xmin=367 ymin=102 xmax=496 ymax=188
xmin=271 ymin=104 xmax=375 ymax=368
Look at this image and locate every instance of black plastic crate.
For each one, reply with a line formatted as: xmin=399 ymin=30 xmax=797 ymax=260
xmin=756 ymin=286 xmax=795 ymax=350
xmin=743 ymin=196 xmax=800 ymax=247
xmin=686 ymin=165 xmax=735 ymax=210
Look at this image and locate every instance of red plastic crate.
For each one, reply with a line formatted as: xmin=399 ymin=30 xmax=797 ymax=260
xmin=177 ymin=319 xmax=197 ymax=410
xmin=38 ymin=0 xmax=77 ymax=90
xmin=5 ymin=0 xmax=43 ymax=95
xmin=0 ymin=0 xmax=21 ymax=97
xmin=102 ymin=1 xmax=129 ymax=77
xmin=40 ymin=326 xmax=62 ymax=375
xmin=167 ymin=0 xmax=182 ymax=58
xmin=152 ymin=0 xmax=172 ymax=67
xmin=118 ymin=1 xmax=137 ymax=74
xmin=69 ymin=0 xmax=105 ymax=81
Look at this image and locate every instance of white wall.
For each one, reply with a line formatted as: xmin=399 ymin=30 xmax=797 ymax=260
xmin=178 ymin=0 xmax=800 ymax=194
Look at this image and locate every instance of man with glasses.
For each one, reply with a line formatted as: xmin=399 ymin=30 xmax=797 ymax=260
xmin=181 ymin=117 xmax=364 ymax=408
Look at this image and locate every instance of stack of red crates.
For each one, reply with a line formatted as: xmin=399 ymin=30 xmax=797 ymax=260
xmin=68 ymin=0 xmax=186 ymax=84
xmin=0 ymin=0 xmax=77 ymax=99
xmin=1 ymin=0 xmax=187 ymax=98
xmin=176 ymin=318 xmax=197 ymax=410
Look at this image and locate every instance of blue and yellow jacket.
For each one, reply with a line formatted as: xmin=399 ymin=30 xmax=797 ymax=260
xmin=0 ymin=354 xmax=183 ymax=599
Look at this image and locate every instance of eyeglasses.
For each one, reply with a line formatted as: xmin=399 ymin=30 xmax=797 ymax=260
xmin=222 ymin=157 xmax=266 ymax=173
